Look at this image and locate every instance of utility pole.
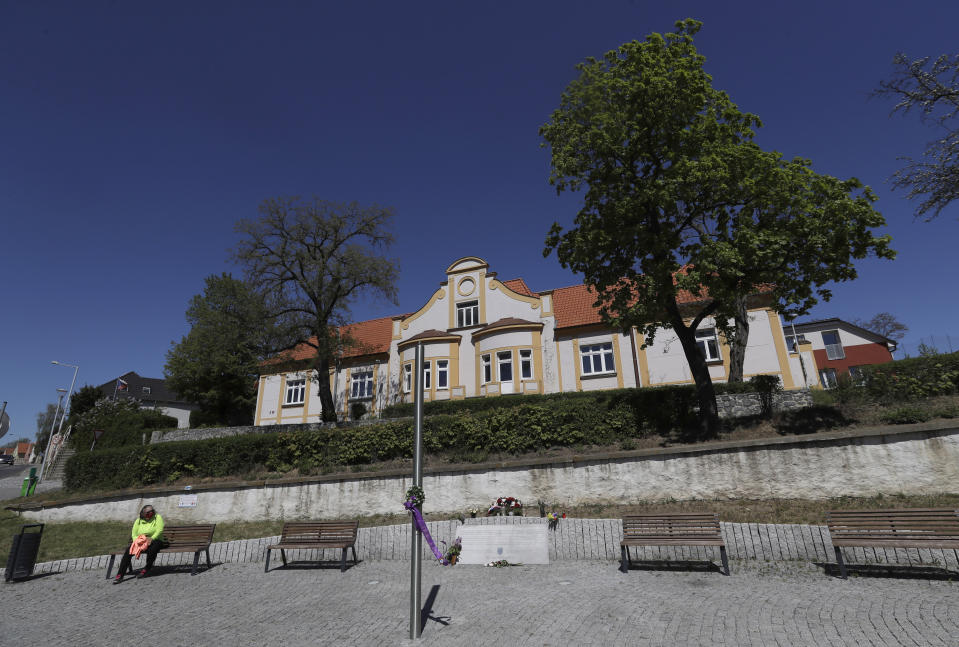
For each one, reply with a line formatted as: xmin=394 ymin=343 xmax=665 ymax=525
xmin=409 ymin=342 xmax=424 ymax=640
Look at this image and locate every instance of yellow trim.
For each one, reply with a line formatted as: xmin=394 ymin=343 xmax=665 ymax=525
xmin=391 ymin=318 xmax=403 ymax=341
xmin=797 ymin=340 xmax=822 ymax=389
xmin=471 ymin=322 xmax=543 ymax=342
xmin=479 ymin=270 xmax=487 ymax=324
xmin=445 ymin=256 xmax=489 ymax=274
xmin=488 ymin=278 xmax=541 ymax=310
xmin=448 ymin=280 xmax=455 ymax=328
xmin=475 ymin=349 xmax=483 ymax=396
xmin=457 ymin=276 xmax=476 ymax=297
xmin=717 ymin=332 xmax=731 ymax=379
xmin=301 ymin=375 xmax=311 ymax=423
xmin=573 ymin=339 xmax=582 ymax=391
xmin=555 ymin=340 xmax=564 ymax=391
xmin=398 ymin=333 xmax=460 ymax=351
xmin=401 ymin=287 xmax=446 ymax=331
xmin=532 ymin=331 xmax=543 ymax=390
xmin=449 ymin=342 xmax=459 ymax=389
xmin=612 ymin=335 xmax=624 ymax=389
xmin=254 ymin=376 xmax=266 ymax=425
xmin=635 ymin=330 xmax=650 ymax=387
xmin=540 ymin=294 xmax=553 ymax=317
xmin=766 ymin=308 xmax=795 ymax=389
xmin=276 ymin=375 xmax=287 ymax=424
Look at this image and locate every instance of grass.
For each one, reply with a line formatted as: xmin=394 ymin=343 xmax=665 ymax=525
xmin=4 ymin=492 xmax=958 ymax=565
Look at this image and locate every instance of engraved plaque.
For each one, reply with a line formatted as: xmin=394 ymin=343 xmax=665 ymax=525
xmin=457 ymin=524 xmax=549 ymax=564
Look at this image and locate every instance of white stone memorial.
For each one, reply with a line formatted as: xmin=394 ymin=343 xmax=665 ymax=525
xmin=457 ymin=524 xmax=549 ymax=564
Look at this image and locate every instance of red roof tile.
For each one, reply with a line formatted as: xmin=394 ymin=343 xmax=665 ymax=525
xmin=501 ymin=278 xmax=536 ymax=297
xmin=278 ymin=315 xmax=395 ymax=364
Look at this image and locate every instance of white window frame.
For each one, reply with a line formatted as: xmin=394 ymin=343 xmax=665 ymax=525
xmin=819 ymin=368 xmax=838 ymax=389
xmin=141 ymin=386 xmax=152 ymax=395
xmin=481 ymin=354 xmax=492 ymax=384
xmin=822 ymin=330 xmax=845 ymax=360
xmin=285 ymin=378 xmax=306 ymax=405
xmin=403 ymin=364 xmax=412 ymax=393
xmin=422 ymin=361 xmax=431 ymax=390
xmin=456 ymin=300 xmax=479 ymax=327
xmin=696 ymin=328 xmax=721 ymax=362
xmin=519 ymin=349 xmax=533 ymax=380
xmin=580 ymin=342 xmax=615 ymax=375
xmin=436 ymin=359 xmax=449 ymax=390
xmin=786 ymin=334 xmax=807 ymax=353
xmin=349 ymin=370 xmax=374 ymax=400
xmin=497 ymin=350 xmax=513 ymax=382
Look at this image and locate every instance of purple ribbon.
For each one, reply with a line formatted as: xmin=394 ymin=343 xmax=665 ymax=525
xmin=404 ymin=498 xmax=450 ymax=565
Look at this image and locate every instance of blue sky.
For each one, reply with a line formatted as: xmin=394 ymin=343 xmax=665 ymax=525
xmin=1 ymin=1 xmax=957 ymax=443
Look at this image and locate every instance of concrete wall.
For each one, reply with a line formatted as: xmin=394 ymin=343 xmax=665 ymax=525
xmin=28 ymin=422 xmax=959 ymax=525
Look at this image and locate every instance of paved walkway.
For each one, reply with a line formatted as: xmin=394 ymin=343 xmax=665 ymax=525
xmin=2 ymin=559 xmax=957 ymax=646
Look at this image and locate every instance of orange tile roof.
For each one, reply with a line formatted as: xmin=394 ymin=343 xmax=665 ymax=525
xmin=277 ymin=315 xmax=395 ymax=364
xmin=548 ymin=281 xmax=711 ymax=329
xmin=502 ymin=278 xmax=536 ymax=297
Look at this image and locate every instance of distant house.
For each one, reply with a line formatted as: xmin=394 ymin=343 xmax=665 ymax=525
xmin=96 ymin=372 xmax=199 ymax=429
xmin=784 ymin=318 xmax=896 ymax=388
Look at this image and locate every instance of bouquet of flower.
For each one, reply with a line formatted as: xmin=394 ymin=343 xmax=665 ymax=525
xmin=442 ymin=537 xmax=462 ymax=564
xmin=487 ymin=496 xmax=523 ymax=516
xmin=468 ymin=507 xmax=479 ymax=518
xmin=546 ymin=511 xmax=566 ymax=530
xmin=485 ymin=560 xmax=517 ymax=567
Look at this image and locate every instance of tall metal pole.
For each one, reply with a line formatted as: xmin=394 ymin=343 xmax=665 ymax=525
xmin=409 ymin=342 xmax=424 ymax=640
xmin=54 ymin=362 xmax=79 ymax=436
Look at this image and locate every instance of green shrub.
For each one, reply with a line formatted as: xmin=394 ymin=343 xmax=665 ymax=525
xmin=879 ymin=406 xmax=933 ymax=425
xmin=69 ymin=399 xmax=177 ymax=451
xmin=862 ymin=352 xmax=959 ymax=401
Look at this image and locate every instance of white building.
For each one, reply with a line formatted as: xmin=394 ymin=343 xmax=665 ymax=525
xmin=254 ymin=257 xmax=816 ymax=425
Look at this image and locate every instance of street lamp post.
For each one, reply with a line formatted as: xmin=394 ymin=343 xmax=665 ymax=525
xmin=37 ymin=388 xmax=67 ymax=484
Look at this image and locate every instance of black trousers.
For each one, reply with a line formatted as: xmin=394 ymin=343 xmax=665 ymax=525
xmin=116 ymin=538 xmax=169 ymax=575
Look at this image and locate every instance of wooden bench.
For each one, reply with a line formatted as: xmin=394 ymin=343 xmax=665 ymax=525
xmin=265 ymin=521 xmax=358 ymax=572
xmin=826 ymin=508 xmax=959 ymax=578
xmin=105 ymin=524 xmax=216 ymax=578
xmin=620 ymin=513 xmax=729 ymax=575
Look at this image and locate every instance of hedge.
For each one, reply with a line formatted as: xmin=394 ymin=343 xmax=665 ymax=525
xmin=69 ymin=399 xmax=177 ymax=451
xmin=64 ymin=385 xmax=706 ymax=491
xmin=862 ymin=351 xmax=959 ymax=401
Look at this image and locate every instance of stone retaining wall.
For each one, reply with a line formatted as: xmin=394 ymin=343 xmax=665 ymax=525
xmin=716 ymin=390 xmax=813 ymax=418
xmin=4 ymin=518 xmax=956 ymax=580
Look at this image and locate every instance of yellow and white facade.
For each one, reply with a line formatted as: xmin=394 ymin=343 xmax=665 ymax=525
xmin=254 ymin=256 xmax=816 ymax=425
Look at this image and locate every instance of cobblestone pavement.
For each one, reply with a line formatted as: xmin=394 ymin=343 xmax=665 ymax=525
xmin=2 ymin=559 xmax=957 ymax=646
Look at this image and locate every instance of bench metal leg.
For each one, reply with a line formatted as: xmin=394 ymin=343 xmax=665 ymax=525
xmin=106 ymin=554 xmax=116 ymax=579
xmin=280 ymin=549 xmax=287 ymax=566
xmin=205 ymin=548 xmax=212 ymax=569
xmin=265 ymin=548 xmax=272 ymax=573
xmin=351 ymin=546 xmax=358 ymax=566
xmin=620 ymin=546 xmax=630 ymax=573
xmin=341 ymin=547 xmax=348 ymax=572
xmin=719 ymin=546 xmax=730 ymax=576
xmin=191 ymin=551 xmax=201 ymax=576
xmin=834 ymin=547 xmax=848 ymax=579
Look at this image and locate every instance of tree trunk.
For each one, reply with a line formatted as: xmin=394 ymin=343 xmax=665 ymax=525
xmin=666 ymin=302 xmax=720 ymax=438
xmin=726 ymin=296 xmax=750 ymax=383
xmin=312 ymin=333 xmax=338 ymax=423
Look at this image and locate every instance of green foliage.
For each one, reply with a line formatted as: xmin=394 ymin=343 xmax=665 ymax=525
xmin=540 ymin=18 xmax=893 ymax=433
xmin=68 ymin=385 xmax=105 ymax=422
xmin=165 ymin=273 xmax=271 ymax=426
xmin=860 ymin=352 xmax=959 ymax=401
xmin=70 ymin=399 xmax=177 ymax=452
xmin=880 ymin=406 xmax=933 ymax=425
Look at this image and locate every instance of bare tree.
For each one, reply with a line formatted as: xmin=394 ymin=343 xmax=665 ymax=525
xmin=233 ymin=197 xmax=399 ymax=422
xmin=875 ymin=52 xmax=959 ymax=220
xmin=852 ymin=312 xmax=908 ymax=341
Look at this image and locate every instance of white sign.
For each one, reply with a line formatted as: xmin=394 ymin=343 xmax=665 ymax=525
xmin=457 ymin=524 xmax=549 ymax=565
xmin=178 ymin=494 xmax=198 ymax=508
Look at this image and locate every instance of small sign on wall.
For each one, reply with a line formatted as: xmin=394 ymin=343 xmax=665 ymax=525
xmin=178 ymin=494 xmax=198 ymax=508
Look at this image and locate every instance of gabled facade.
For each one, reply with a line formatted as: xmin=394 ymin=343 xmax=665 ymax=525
xmin=785 ymin=318 xmax=896 ymax=388
xmin=254 ymin=256 xmax=815 ymax=425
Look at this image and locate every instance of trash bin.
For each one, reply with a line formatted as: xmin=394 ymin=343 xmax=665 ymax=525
xmin=4 ymin=524 xmax=44 ymax=582
xmin=20 ymin=468 xmax=38 ymax=497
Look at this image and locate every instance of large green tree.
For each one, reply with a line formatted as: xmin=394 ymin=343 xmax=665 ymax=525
xmin=233 ymin=198 xmax=399 ymax=422
xmin=875 ymin=52 xmax=959 ymax=220
xmin=541 ymin=20 xmax=893 ymax=434
xmin=165 ymin=273 xmax=275 ymax=426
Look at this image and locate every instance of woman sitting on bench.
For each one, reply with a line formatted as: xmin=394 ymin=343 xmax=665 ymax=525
xmin=113 ymin=505 xmax=169 ymax=584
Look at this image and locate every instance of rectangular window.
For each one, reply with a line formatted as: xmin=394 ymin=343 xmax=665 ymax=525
xmin=819 ymin=368 xmax=838 ymax=389
xmin=786 ymin=334 xmax=807 ymax=353
xmin=141 ymin=386 xmax=152 ymax=395
xmin=580 ymin=342 xmax=615 ymax=375
xmin=403 ymin=364 xmax=412 ymax=393
xmin=285 ymin=378 xmax=305 ymax=405
xmin=497 ymin=350 xmax=513 ymax=382
xmin=456 ymin=300 xmax=479 ymax=327
xmin=822 ymin=330 xmax=845 ymax=360
xmin=481 ymin=354 xmax=491 ymax=384
xmin=423 ymin=362 xmax=431 ymax=390
xmin=848 ymin=365 xmax=867 ymax=384
xmin=436 ymin=360 xmax=448 ymax=389
xmin=696 ymin=328 xmax=721 ymax=361
xmin=519 ymin=349 xmax=533 ymax=379
xmin=350 ymin=370 xmax=373 ymax=399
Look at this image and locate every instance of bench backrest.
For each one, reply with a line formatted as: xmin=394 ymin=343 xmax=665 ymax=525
xmin=622 ymin=513 xmax=721 ymax=539
xmin=280 ymin=521 xmax=358 ymax=543
xmin=827 ymin=508 xmax=959 ymax=538
xmin=164 ymin=524 xmax=217 ymax=546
